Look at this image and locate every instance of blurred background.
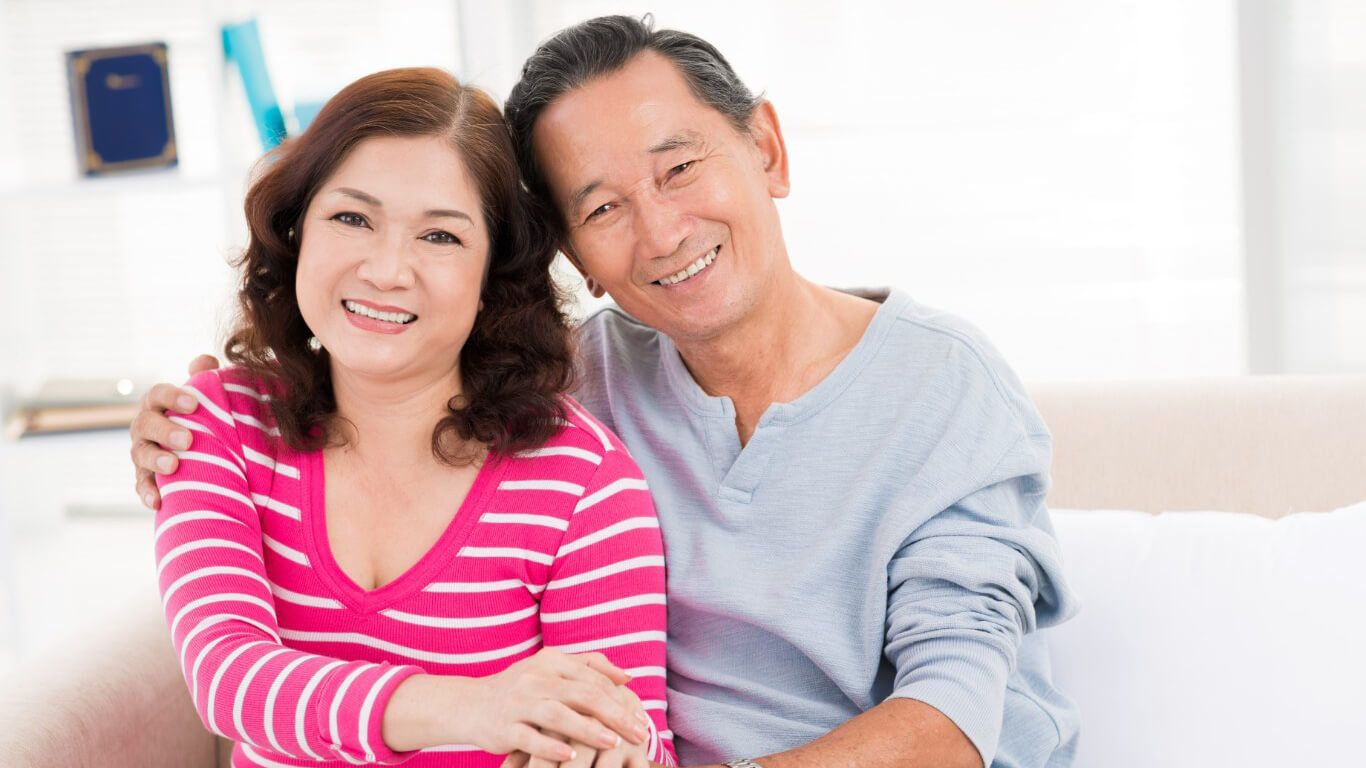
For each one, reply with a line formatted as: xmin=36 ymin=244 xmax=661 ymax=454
xmin=0 ymin=0 xmax=1361 ymax=673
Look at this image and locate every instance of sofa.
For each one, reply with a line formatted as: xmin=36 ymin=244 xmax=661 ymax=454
xmin=2 ymin=376 xmax=1363 ymax=767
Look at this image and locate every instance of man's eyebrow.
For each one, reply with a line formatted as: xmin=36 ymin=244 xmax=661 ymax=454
xmin=648 ymin=131 xmax=705 ymax=155
xmin=332 ymin=187 xmax=471 ymax=223
xmin=569 ymin=180 xmax=602 ymax=219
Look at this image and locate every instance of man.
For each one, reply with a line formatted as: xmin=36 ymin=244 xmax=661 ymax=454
xmin=132 ymin=15 xmax=1078 ymax=768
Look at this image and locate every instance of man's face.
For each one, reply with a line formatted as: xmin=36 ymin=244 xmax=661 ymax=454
xmin=532 ymin=51 xmax=790 ymax=344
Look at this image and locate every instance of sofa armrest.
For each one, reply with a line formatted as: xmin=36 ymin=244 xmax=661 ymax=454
xmin=0 ymin=598 xmax=219 ymax=768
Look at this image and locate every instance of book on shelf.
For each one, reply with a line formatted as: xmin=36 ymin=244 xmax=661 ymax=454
xmin=3 ymin=378 xmax=145 ymax=439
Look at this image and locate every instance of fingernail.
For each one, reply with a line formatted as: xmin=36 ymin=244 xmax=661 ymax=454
xmin=634 ymin=724 xmax=648 ymax=742
xmin=156 ymin=455 xmax=175 ymax=473
xmin=567 ymin=749 xmax=577 ymax=761
xmin=172 ymin=431 xmax=191 ymax=449
xmin=637 ymin=710 xmax=650 ymax=724
xmin=142 ymin=493 xmax=155 ymax=509
xmin=600 ymin=730 xmax=620 ymax=748
xmin=176 ymin=395 xmax=195 ymax=411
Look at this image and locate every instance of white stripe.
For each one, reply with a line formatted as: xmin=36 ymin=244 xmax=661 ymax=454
xmin=244 ymin=444 xmax=300 ymax=479
xmin=163 ymin=565 xmax=272 ymax=611
xmin=252 ymin=493 xmax=302 ymax=521
xmin=161 ymin=481 xmax=254 ymax=514
xmin=295 ymin=660 xmax=347 ymax=761
xmin=480 ymin=512 xmax=569 ymax=530
xmin=558 ymin=517 xmax=660 ymax=558
xmin=154 ymin=510 xmax=245 ymax=546
xmin=170 ymin=416 xmax=247 ymax=470
xmin=207 ymin=640 xmax=273 ymax=736
xmin=643 ymin=699 xmax=669 ymax=711
xmin=624 ymin=666 xmax=667 ymax=680
xmin=262 ymin=533 xmax=309 ymax=566
xmin=157 ymin=538 xmax=261 ymax=579
xmin=422 ymin=744 xmax=483 ymax=752
xmin=357 ymin=666 xmax=408 ymax=762
xmin=459 ymin=546 xmax=554 ymax=566
xmin=225 ymin=383 xmax=271 ymax=402
xmin=546 ymin=555 xmax=664 ymax=591
xmin=540 ymin=593 xmax=666 ymax=623
xmin=564 ymin=400 xmax=612 ymax=452
xmin=498 ymin=479 xmax=586 ymax=495
xmin=175 ymin=450 xmax=246 ymax=481
xmin=379 ymin=604 xmax=537 ymax=629
xmin=424 ymin=579 xmax=544 ymax=594
xmin=574 ymin=478 xmax=650 ymax=514
xmin=264 ymin=654 xmax=310 ymax=754
xmin=271 ymin=581 xmax=344 ymax=609
xmin=188 ymin=634 xmax=234 ymax=710
xmin=171 ymin=592 xmax=275 ymax=638
xmin=180 ymin=613 xmax=282 ymax=675
xmin=184 ymin=384 xmax=236 ymax=428
xmin=235 ymin=647 xmax=292 ymax=748
xmin=548 ymin=630 xmax=667 ymax=655
xmin=241 ymin=743 xmax=302 ymax=768
xmin=515 ymin=445 xmax=603 ymax=465
xmin=232 ymin=410 xmax=282 ymax=436
xmin=328 ymin=665 xmax=371 ymax=762
xmin=279 ymin=629 xmax=542 ymax=666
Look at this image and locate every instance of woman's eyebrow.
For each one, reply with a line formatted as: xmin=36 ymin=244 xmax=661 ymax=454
xmin=332 ymin=187 xmax=471 ymax=223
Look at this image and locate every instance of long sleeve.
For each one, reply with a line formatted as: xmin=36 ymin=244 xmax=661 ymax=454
xmin=154 ymin=370 xmax=424 ymax=764
xmin=883 ymin=432 xmax=1076 ymax=766
xmin=538 ymin=444 xmax=676 ymax=766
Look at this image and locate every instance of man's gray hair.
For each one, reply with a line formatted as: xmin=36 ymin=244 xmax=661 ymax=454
xmin=504 ymin=14 xmax=762 ymax=234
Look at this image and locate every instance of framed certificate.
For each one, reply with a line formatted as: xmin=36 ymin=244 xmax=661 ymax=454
xmin=66 ymin=42 xmax=178 ymax=175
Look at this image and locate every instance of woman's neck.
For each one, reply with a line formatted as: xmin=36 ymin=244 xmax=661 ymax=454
xmin=326 ymin=363 xmax=466 ymax=468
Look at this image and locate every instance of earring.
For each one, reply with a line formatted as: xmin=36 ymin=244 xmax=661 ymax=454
xmin=307 ymin=336 xmax=322 ymax=353
xmin=287 ymin=227 xmax=296 ymax=243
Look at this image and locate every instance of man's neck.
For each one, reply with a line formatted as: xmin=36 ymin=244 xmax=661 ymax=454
xmin=327 ymin=363 xmax=467 ymax=469
xmin=673 ymin=274 xmax=879 ymax=445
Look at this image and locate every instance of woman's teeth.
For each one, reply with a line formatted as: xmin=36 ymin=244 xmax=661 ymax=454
xmin=657 ymin=246 xmax=718 ymax=286
xmin=343 ymin=300 xmax=416 ymax=324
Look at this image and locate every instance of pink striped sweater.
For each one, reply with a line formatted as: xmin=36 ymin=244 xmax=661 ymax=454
xmin=154 ymin=368 xmax=675 ymax=767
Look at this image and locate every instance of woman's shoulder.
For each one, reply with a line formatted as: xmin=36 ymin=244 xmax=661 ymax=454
xmin=178 ymin=366 xmax=286 ymax=455
xmin=550 ymin=395 xmax=632 ymax=457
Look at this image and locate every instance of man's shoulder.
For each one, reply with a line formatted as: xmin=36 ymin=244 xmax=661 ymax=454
xmin=575 ymin=304 xmax=665 ymax=370
xmin=874 ymin=291 xmax=1045 ymax=439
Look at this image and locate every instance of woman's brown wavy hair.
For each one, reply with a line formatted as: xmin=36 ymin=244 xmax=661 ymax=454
xmin=225 ymin=67 xmax=573 ymax=463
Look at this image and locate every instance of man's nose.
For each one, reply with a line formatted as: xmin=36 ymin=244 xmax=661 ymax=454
xmin=632 ymin=189 xmax=694 ymax=262
xmin=356 ymin=239 xmax=416 ymax=290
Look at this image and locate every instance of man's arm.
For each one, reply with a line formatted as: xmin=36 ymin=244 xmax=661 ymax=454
xmin=689 ymin=698 xmax=980 ymax=768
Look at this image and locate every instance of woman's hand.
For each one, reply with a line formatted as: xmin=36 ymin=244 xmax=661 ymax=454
xmin=500 ymin=686 xmax=654 ymax=768
xmin=440 ymin=649 xmax=648 ymax=763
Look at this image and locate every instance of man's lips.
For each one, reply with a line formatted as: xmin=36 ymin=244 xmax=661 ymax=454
xmin=653 ymin=245 xmax=720 ymax=286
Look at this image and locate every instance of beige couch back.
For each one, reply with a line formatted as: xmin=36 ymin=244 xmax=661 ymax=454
xmin=1033 ymin=375 xmax=1366 ymax=517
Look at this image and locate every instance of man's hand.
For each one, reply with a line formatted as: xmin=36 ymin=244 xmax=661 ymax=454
xmin=130 ymin=354 xmax=220 ymax=509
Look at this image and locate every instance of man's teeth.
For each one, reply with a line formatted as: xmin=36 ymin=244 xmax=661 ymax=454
xmin=657 ymin=247 xmax=718 ymax=286
xmin=344 ymin=300 xmax=416 ymax=324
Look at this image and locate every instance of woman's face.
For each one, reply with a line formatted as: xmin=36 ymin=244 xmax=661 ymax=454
xmin=296 ymin=135 xmax=489 ymax=385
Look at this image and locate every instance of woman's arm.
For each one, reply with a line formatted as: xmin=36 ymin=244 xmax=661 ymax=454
xmin=534 ymin=445 xmax=676 ymax=766
xmin=156 ymin=371 xmax=642 ymax=764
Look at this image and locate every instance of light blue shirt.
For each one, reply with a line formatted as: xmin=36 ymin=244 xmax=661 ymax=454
xmin=572 ymin=288 xmax=1079 ymax=767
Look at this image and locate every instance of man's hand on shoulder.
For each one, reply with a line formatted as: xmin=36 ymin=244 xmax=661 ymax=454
xmin=130 ymin=354 xmax=220 ymax=509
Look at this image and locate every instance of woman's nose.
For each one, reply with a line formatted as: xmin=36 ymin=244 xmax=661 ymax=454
xmin=355 ymin=240 xmax=416 ymax=290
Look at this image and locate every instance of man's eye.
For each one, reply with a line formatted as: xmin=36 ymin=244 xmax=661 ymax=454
xmin=422 ymin=230 xmax=461 ymax=245
xmin=333 ymin=212 xmax=368 ymax=227
xmin=586 ymin=203 xmax=615 ymax=222
xmin=669 ymin=160 xmax=696 ymax=178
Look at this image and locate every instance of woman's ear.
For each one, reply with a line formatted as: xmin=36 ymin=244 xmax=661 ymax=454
xmin=748 ymin=100 xmax=790 ymax=199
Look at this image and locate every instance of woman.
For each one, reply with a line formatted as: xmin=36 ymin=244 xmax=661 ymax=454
xmin=154 ymin=68 xmax=673 ymax=767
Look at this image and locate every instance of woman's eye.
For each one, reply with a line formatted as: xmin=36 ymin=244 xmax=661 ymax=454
xmin=422 ymin=230 xmax=461 ymax=245
xmin=332 ymin=212 xmax=368 ymax=227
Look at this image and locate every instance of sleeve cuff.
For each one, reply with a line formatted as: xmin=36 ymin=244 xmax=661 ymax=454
xmin=888 ymin=636 xmax=1011 ymax=766
xmin=366 ymin=664 xmax=426 ymax=764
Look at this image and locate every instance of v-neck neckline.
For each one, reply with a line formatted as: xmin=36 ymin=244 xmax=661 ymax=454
xmin=301 ymin=448 xmax=509 ymax=613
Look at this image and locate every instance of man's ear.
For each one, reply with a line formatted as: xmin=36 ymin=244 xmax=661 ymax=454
xmin=748 ymin=100 xmax=790 ymax=199
xmin=562 ymin=241 xmax=606 ymax=298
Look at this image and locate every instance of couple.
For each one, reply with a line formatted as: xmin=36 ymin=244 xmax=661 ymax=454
xmin=131 ymin=15 xmax=1079 ymax=768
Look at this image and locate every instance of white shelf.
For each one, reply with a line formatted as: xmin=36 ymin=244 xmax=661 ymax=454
xmin=0 ymin=170 xmax=223 ymax=200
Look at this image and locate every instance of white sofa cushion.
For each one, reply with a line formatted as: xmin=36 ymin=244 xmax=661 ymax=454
xmin=1044 ymin=503 xmax=1366 ymax=767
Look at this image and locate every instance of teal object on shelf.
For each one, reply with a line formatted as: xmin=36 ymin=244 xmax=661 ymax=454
xmin=221 ymin=19 xmax=285 ymax=150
